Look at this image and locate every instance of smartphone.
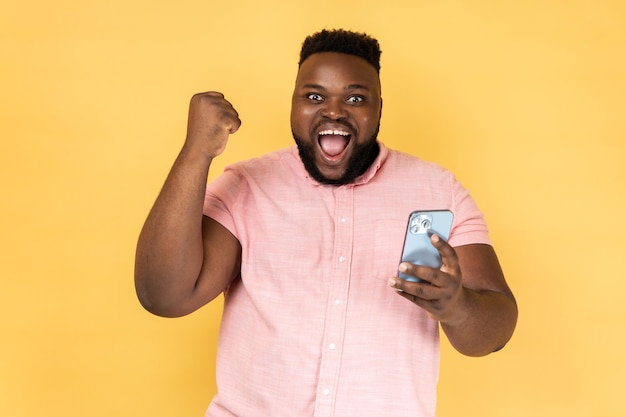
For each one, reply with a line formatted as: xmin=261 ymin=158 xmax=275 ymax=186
xmin=398 ymin=210 xmax=454 ymax=282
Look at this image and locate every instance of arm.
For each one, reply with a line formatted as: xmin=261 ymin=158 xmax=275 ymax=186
xmin=134 ymin=92 xmax=242 ymax=318
xmin=389 ymin=236 xmax=518 ymax=357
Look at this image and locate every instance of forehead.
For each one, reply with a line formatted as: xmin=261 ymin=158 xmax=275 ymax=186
xmin=295 ymin=52 xmax=380 ymax=92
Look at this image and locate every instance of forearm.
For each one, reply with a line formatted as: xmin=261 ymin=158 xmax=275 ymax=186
xmin=134 ymin=146 xmax=213 ymax=315
xmin=134 ymin=92 xmax=242 ymax=317
xmin=441 ymin=288 xmax=518 ymax=357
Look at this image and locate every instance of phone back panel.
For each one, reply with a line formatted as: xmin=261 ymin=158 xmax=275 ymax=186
xmin=398 ymin=210 xmax=454 ymax=282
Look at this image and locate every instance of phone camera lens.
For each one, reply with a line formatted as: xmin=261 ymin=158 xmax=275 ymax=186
xmin=410 ymin=214 xmax=433 ymax=234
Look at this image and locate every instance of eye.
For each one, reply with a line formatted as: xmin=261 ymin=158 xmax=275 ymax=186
xmin=307 ymin=93 xmax=324 ymax=102
xmin=346 ymin=95 xmax=364 ymax=104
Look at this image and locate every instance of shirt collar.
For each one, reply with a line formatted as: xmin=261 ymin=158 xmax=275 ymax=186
xmin=354 ymin=142 xmax=388 ymax=185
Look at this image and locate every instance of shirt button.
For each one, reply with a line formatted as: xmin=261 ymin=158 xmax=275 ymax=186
xmin=323 ymin=388 xmax=330 ymax=396
xmin=338 ymin=256 xmax=346 ymax=263
xmin=340 ymin=216 xmax=347 ymax=223
xmin=334 ymin=299 xmax=341 ymax=305
xmin=329 ymin=343 xmax=336 ymax=350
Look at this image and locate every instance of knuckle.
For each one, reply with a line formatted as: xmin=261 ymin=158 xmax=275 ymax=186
xmin=427 ymin=269 xmax=439 ymax=282
xmin=416 ymin=285 xmax=425 ymax=298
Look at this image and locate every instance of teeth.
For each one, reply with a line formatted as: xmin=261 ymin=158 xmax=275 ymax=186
xmin=319 ymin=130 xmax=350 ymax=136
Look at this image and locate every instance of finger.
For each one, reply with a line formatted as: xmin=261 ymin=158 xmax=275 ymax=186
xmin=227 ymin=114 xmax=242 ymax=134
xmin=430 ymin=233 xmax=458 ymax=274
xmin=398 ymin=262 xmax=441 ymax=286
xmin=191 ymin=93 xmax=242 ymax=134
xmin=215 ymin=99 xmax=241 ymax=134
xmin=388 ymin=277 xmax=438 ymax=301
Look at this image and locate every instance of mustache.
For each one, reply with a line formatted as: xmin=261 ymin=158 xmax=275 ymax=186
xmin=312 ymin=117 xmax=356 ymax=134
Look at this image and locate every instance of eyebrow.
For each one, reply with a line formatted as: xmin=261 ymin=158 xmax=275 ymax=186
xmin=302 ymin=83 xmax=371 ymax=91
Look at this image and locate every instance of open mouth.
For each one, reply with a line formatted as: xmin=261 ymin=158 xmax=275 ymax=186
xmin=318 ymin=129 xmax=351 ymax=161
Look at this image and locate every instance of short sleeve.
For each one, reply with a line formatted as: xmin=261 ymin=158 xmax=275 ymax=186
xmin=203 ymin=167 xmax=243 ymax=240
xmin=448 ymin=174 xmax=492 ymax=247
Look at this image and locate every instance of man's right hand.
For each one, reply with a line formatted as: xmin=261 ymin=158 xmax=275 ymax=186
xmin=135 ymin=91 xmax=242 ymax=317
xmin=185 ymin=92 xmax=241 ymax=158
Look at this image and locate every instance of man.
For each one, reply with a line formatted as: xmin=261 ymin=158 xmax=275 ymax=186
xmin=135 ymin=29 xmax=517 ymax=417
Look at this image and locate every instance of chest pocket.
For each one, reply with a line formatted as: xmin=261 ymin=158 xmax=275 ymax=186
xmin=370 ymin=219 xmax=406 ymax=278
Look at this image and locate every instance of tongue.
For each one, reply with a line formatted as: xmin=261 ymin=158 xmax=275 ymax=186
xmin=319 ymin=135 xmax=349 ymax=156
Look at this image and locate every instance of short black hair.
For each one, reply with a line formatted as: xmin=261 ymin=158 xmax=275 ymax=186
xmin=298 ymin=29 xmax=382 ymax=73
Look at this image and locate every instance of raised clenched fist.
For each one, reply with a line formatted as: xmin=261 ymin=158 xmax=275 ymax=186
xmin=185 ymin=92 xmax=241 ymax=158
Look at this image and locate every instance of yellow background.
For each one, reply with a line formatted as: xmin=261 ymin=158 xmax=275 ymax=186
xmin=1 ymin=1 xmax=625 ymax=416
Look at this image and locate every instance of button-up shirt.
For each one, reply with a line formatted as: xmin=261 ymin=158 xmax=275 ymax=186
xmin=203 ymin=143 xmax=490 ymax=417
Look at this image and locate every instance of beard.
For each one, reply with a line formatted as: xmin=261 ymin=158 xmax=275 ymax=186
xmin=293 ymin=125 xmax=381 ymax=185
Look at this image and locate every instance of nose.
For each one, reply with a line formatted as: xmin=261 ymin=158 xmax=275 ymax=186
xmin=320 ymin=98 xmax=347 ymax=120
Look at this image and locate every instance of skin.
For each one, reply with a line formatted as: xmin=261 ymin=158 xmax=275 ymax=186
xmin=134 ymin=92 xmax=243 ymax=317
xmin=390 ymin=235 xmax=517 ymax=356
xmin=291 ymin=52 xmax=382 ymax=185
xmin=135 ymin=52 xmax=517 ymax=357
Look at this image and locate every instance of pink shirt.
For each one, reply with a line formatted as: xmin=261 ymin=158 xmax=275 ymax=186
xmin=203 ymin=143 xmax=490 ymax=417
